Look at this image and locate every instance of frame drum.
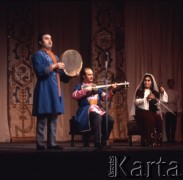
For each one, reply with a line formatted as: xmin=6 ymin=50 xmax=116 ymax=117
xmin=60 ymin=49 xmax=83 ymax=77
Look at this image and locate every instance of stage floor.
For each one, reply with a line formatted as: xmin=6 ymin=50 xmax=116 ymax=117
xmin=0 ymin=140 xmax=183 ymax=152
xmin=0 ymin=141 xmax=183 ymax=180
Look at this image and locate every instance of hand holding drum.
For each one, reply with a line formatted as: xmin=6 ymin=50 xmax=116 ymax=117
xmin=60 ymin=49 xmax=83 ymax=77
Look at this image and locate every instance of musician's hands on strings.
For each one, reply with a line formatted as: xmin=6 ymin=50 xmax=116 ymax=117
xmin=81 ymin=84 xmax=98 ymax=96
xmin=158 ymin=81 xmax=165 ymax=93
xmin=147 ymin=93 xmax=156 ymax=101
xmin=108 ymin=82 xmax=117 ymax=94
xmin=82 ymin=82 xmax=120 ymax=96
xmin=83 ymin=85 xmax=93 ymax=92
xmin=111 ymin=82 xmax=117 ymax=89
xmin=83 ymin=84 xmax=98 ymax=95
xmin=147 ymin=85 xmax=166 ymax=101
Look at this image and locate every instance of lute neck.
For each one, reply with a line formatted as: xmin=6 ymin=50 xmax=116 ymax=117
xmin=97 ymin=82 xmax=129 ymax=88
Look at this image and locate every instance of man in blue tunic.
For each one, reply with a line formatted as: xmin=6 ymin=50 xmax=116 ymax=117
xmin=72 ymin=67 xmax=117 ymax=148
xmin=32 ymin=33 xmax=71 ymax=150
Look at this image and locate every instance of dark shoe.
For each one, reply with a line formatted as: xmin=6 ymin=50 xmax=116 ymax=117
xmin=101 ymin=141 xmax=111 ymax=148
xmin=47 ymin=145 xmax=63 ymax=150
xmin=94 ymin=143 xmax=110 ymax=151
xmin=37 ymin=145 xmax=46 ymax=150
xmin=101 ymin=141 xmax=107 ymax=146
xmin=170 ymin=140 xmax=176 ymax=143
xmin=83 ymin=142 xmax=89 ymax=147
xmin=102 ymin=143 xmax=111 ymax=149
xmin=94 ymin=143 xmax=103 ymax=149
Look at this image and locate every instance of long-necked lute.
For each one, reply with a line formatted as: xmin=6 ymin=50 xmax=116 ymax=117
xmin=81 ymin=81 xmax=130 ymax=90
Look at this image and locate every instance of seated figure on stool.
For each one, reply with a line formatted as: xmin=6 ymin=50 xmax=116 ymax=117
xmin=130 ymin=73 xmax=168 ymax=147
xmin=72 ymin=67 xmax=117 ymax=148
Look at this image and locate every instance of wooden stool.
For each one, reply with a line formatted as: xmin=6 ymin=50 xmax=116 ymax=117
xmin=127 ymin=120 xmax=142 ymax=146
xmin=69 ymin=116 xmax=93 ymax=146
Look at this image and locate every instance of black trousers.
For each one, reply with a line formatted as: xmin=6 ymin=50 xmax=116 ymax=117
xmin=83 ymin=112 xmax=114 ymax=145
xmin=165 ymin=112 xmax=177 ymax=142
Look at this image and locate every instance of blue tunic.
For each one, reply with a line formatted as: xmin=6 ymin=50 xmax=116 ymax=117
xmin=32 ymin=50 xmax=71 ymax=116
xmin=73 ymin=83 xmax=104 ymax=132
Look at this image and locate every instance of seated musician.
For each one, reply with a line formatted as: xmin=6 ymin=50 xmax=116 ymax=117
xmin=130 ymin=73 xmax=168 ymax=147
xmin=72 ymin=67 xmax=117 ymax=148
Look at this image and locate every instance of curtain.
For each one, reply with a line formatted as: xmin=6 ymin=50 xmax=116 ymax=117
xmin=4 ymin=1 xmax=91 ymax=142
xmin=0 ymin=4 xmax=10 ymax=142
xmin=91 ymin=0 xmax=128 ymax=140
xmin=0 ymin=0 xmax=182 ymax=142
xmin=125 ymin=0 xmax=183 ymax=141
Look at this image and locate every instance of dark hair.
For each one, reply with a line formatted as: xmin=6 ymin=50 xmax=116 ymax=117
xmin=79 ymin=67 xmax=93 ymax=82
xmin=80 ymin=68 xmax=85 ymax=79
xmin=38 ymin=33 xmax=50 ymax=43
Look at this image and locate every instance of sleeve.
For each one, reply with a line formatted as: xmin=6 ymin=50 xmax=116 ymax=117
xmin=54 ymin=55 xmax=71 ymax=83
xmin=72 ymin=84 xmax=88 ymax=100
xmin=101 ymin=90 xmax=114 ymax=101
xmin=134 ymin=89 xmax=146 ymax=106
xmin=135 ymin=98 xmax=146 ymax=106
xmin=59 ymin=69 xmax=72 ymax=83
xmin=32 ymin=53 xmax=51 ymax=79
xmin=160 ymin=90 xmax=168 ymax=103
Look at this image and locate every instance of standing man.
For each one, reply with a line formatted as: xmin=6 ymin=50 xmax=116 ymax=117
xmin=164 ymin=79 xmax=182 ymax=143
xmin=32 ymin=33 xmax=71 ymax=150
xmin=72 ymin=67 xmax=117 ymax=148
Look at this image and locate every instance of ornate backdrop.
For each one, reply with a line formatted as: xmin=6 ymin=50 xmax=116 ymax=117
xmin=6 ymin=1 xmax=128 ymax=142
xmin=7 ymin=2 xmax=36 ymax=142
xmin=3 ymin=1 xmax=182 ymax=143
xmin=91 ymin=1 xmax=128 ymax=140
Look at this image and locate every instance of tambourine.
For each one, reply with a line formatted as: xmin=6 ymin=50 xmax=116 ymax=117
xmin=60 ymin=49 xmax=83 ymax=77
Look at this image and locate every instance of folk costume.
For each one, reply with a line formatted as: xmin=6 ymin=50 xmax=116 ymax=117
xmin=130 ymin=73 xmax=168 ymax=147
xmin=72 ymin=82 xmax=114 ymax=146
xmin=32 ymin=49 xmax=71 ymax=149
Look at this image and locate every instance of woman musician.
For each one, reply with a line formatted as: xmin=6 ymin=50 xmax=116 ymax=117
xmin=130 ymin=73 xmax=168 ymax=147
